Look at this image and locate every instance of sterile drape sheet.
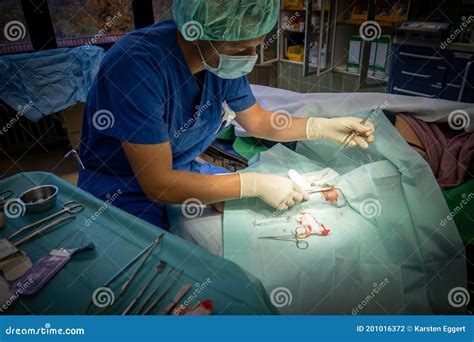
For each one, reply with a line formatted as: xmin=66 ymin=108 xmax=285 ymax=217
xmin=223 ymin=107 xmax=467 ymax=315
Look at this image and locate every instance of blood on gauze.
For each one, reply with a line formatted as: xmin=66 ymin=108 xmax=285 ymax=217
xmin=296 ymin=211 xmax=331 ymax=236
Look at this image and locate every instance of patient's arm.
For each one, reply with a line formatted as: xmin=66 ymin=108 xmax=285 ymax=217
xmin=393 ymin=115 xmax=427 ymax=158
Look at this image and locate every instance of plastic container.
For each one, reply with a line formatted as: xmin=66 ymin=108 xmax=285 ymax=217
xmin=283 ymin=0 xmax=305 ymax=10
xmin=287 ymin=45 xmax=304 ymax=62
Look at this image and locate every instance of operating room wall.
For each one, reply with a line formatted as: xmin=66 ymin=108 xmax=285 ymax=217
xmin=248 ymin=63 xmax=279 ymax=88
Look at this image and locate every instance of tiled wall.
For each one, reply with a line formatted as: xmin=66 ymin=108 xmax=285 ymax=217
xmin=277 ymin=61 xmax=387 ymax=94
xmin=248 ymin=63 xmax=279 ymax=88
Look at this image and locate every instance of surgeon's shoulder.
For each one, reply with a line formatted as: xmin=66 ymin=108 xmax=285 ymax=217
xmin=101 ymin=21 xmax=175 ymax=73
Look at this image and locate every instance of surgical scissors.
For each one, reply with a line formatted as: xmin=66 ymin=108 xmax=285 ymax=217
xmin=8 ymin=200 xmax=84 ymax=240
xmin=258 ymin=226 xmax=319 ymax=250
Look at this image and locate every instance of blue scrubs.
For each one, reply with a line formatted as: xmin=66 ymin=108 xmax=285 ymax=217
xmin=78 ymin=20 xmax=256 ymax=229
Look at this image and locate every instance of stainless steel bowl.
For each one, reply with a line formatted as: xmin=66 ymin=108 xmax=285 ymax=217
xmin=19 ymin=185 xmax=58 ymax=213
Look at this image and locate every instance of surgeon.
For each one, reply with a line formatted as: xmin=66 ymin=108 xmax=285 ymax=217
xmin=78 ymin=0 xmax=375 ymax=229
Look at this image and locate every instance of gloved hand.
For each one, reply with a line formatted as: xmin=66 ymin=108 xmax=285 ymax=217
xmin=240 ymin=173 xmax=309 ymax=210
xmin=306 ymin=117 xmax=375 ymax=148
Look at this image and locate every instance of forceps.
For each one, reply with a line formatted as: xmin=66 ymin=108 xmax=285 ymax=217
xmin=8 ymin=200 xmax=84 ymax=240
xmin=340 ymin=114 xmax=372 ymax=149
xmin=323 ymin=111 xmax=373 ymax=168
xmin=258 ymin=227 xmax=319 ymax=250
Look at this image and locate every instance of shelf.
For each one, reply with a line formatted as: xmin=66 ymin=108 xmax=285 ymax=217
xmin=282 ymin=8 xmax=330 ymax=12
xmin=283 ymin=29 xmax=305 ymax=34
xmin=280 ymin=58 xmax=321 ymax=69
xmin=336 ymin=20 xmax=400 ymax=28
xmin=333 ymin=64 xmax=388 ymax=83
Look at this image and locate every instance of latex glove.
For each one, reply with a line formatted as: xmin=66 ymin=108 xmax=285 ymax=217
xmin=240 ymin=173 xmax=309 ymax=210
xmin=306 ymin=117 xmax=375 ymax=148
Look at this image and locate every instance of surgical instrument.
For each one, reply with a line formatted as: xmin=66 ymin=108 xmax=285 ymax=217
xmin=258 ymin=226 xmax=324 ymax=250
xmin=134 ymin=267 xmax=174 ymax=315
xmin=8 ymin=201 xmax=84 ymax=240
xmin=118 ymin=234 xmax=164 ymax=296
xmin=12 ymin=215 xmax=76 ymax=247
xmin=84 ymin=234 xmax=165 ymax=314
xmin=121 ymin=261 xmax=167 ymax=315
xmin=306 ymin=185 xmax=335 ymax=194
xmin=142 ymin=270 xmax=184 ymax=315
xmin=253 ymin=216 xmax=291 ymax=227
xmin=104 ymin=233 xmax=165 ymax=288
xmin=323 ymin=111 xmax=374 ymax=168
xmin=341 ymin=114 xmax=371 ymax=149
xmin=160 ymin=283 xmax=192 ymax=315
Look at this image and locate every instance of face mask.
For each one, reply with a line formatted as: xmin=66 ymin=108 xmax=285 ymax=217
xmin=197 ymin=42 xmax=258 ymax=79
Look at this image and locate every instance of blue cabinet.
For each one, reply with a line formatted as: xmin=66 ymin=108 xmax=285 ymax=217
xmin=388 ymin=44 xmax=474 ymax=103
xmin=442 ymin=51 xmax=474 ymax=102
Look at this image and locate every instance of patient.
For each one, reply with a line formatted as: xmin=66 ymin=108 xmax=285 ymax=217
xmin=210 ymin=110 xmax=473 ymax=213
xmin=386 ymin=112 xmax=474 ymax=189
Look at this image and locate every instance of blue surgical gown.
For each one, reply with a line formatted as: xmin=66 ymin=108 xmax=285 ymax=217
xmin=78 ymin=20 xmax=256 ymax=229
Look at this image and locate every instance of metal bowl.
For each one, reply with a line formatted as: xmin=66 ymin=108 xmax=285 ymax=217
xmin=19 ymin=185 xmax=58 ymax=214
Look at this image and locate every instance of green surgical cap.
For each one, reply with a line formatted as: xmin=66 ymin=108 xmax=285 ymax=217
xmin=173 ymin=0 xmax=280 ymax=42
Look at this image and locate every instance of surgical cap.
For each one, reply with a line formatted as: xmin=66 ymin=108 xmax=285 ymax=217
xmin=173 ymin=0 xmax=280 ymax=42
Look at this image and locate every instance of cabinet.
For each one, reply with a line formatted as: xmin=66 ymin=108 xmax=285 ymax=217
xmin=331 ymin=0 xmax=409 ymax=88
xmin=257 ymin=0 xmax=333 ymax=77
xmin=259 ymin=0 xmax=409 ymax=92
xmin=388 ymin=44 xmax=474 ymax=102
xmin=443 ymin=51 xmax=474 ymax=102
